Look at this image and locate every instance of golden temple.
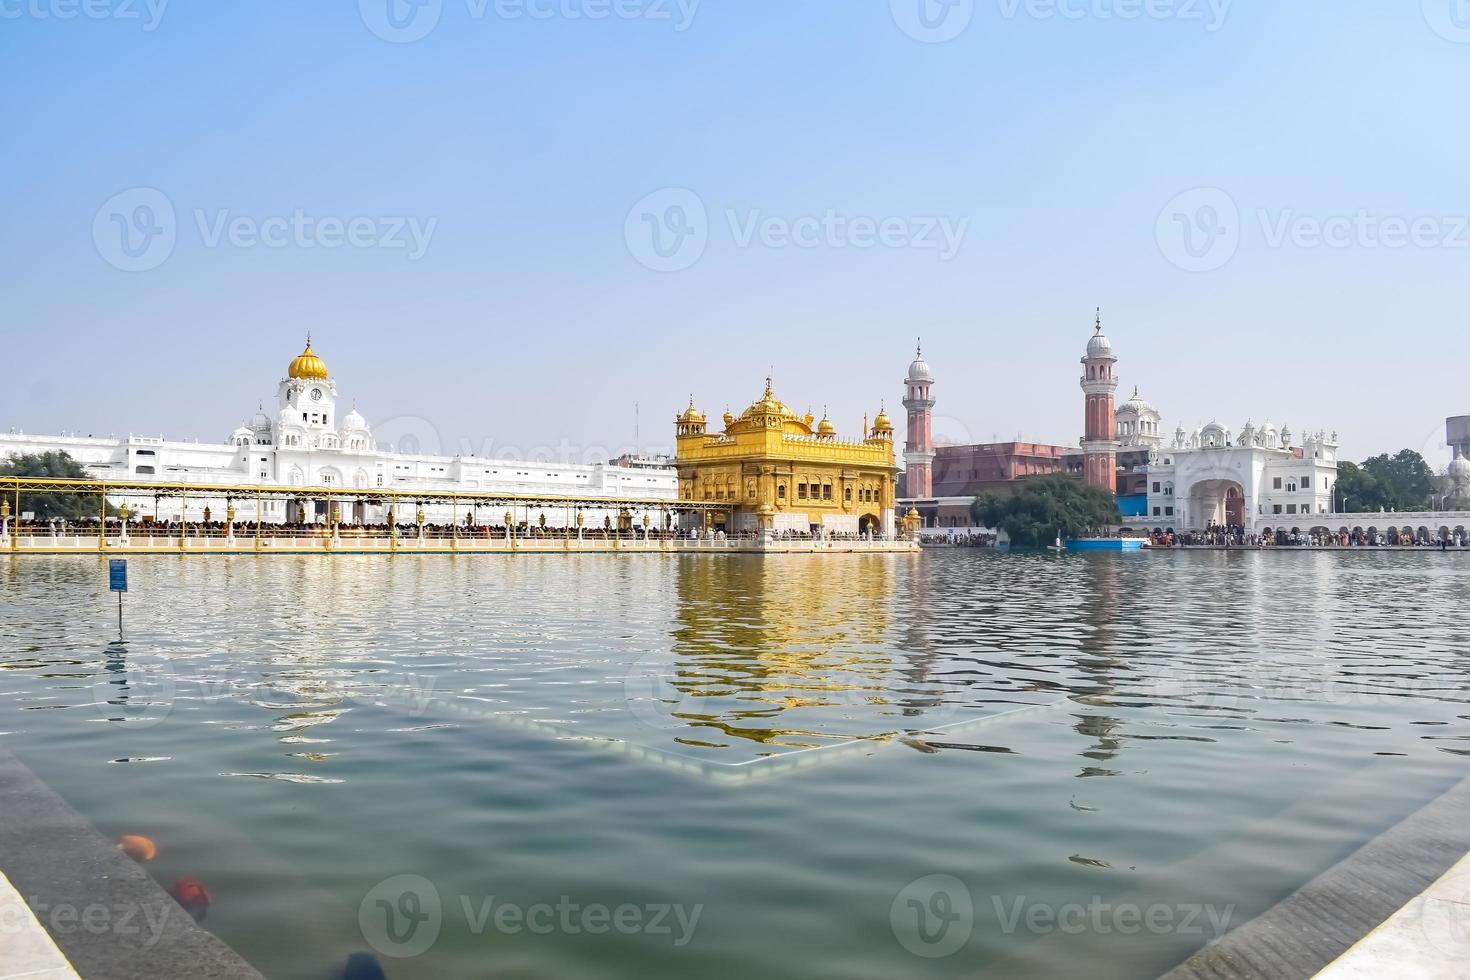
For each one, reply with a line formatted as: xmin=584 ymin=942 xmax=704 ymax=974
xmin=675 ymin=378 xmax=903 ymax=537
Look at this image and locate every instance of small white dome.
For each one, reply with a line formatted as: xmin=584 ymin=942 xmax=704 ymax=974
xmin=341 ymin=408 xmax=369 ymax=432
xmin=906 ymin=340 xmax=932 ymax=382
xmin=250 ymin=410 xmax=272 ymax=431
xmin=230 ymin=425 xmax=252 ymax=439
xmin=1117 ymin=386 xmax=1159 ymax=419
xmin=1086 ymin=331 xmax=1113 ymax=357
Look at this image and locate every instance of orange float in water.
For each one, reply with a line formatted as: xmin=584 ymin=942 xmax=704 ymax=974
xmin=115 ymin=835 xmax=157 ymax=861
xmin=171 ymin=878 xmax=211 ymax=921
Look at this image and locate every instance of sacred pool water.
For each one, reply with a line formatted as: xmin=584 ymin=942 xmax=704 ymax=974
xmin=1 ymin=551 xmax=1467 ymax=979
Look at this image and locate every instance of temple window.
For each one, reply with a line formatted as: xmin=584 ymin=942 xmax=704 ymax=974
xmin=777 ymin=485 xmax=786 ymax=499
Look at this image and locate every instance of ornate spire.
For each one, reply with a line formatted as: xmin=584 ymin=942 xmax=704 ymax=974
xmin=1094 ymin=307 xmax=1102 ymax=333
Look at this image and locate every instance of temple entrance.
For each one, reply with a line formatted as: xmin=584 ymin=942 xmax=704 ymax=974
xmin=1225 ymin=486 xmax=1245 ymax=527
xmin=859 ymin=513 xmax=880 ymax=535
xmin=1184 ymin=479 xmax=1246 ymax=530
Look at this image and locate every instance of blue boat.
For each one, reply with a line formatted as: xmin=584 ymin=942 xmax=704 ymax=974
xmin=1065 ymin=538 xmax=1144 ymax=552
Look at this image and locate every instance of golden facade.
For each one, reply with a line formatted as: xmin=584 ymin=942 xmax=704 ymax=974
xmin=675 ymin=379 xmax=901 ymax=536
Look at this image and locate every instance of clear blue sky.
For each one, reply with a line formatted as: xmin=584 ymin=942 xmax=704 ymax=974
xmin=3 ymin=1 xmax=1466 ymax=467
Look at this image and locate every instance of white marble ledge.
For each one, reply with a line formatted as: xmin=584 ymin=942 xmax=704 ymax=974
xmin=0 ymin=868 xmax=80 ymax=980
xmin=1314 ymin=852 xmax=1470 ymax=980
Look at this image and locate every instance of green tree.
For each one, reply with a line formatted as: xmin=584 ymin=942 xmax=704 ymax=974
xmin=1359 ymin=450 xmax=1436 ymax=511
xmin=0 ymin=451 xmax=111 ymax=520
xmin=1333 ymin=461 xmax=1386 ymax=513
xmin=971 ymin=474 xmax=1120 ymax=548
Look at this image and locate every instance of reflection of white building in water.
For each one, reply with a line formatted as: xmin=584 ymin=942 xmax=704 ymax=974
xmin=1142 ymin=423 xmax=1339 ymax=532
xmin=0 ymin=340 xmax=677 ymax=523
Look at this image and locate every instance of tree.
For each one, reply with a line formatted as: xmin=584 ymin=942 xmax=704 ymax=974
xmin=1359 ymin=450 xmax=1435 ymax=511
xmin=0 ymin=451 xmax=111 ymax=520
xmin=971 ymin=474 xmax=1120 ymax=548
xmin=1333 ymin=461 xmax=1386 ymax=513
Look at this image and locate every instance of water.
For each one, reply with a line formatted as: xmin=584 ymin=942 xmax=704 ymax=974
xmin=1 ymin=551 xmax=1468 ymax=980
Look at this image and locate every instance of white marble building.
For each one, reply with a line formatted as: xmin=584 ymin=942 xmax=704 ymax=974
xmin=1115 ymin=387 xmax=1164 ymax=448
xmin=1141 ymin=422 xmax=1339 ymax=532
xmin=0 ymin=341 xmax=677 ymax=524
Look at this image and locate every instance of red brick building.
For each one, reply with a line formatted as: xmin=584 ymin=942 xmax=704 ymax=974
xmin=897 ymin=312 xmax=1133 ymax=530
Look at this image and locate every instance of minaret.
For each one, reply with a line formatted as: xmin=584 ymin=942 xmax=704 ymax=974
xmin=902 ymin=340 xmax=936 ymax=498
xmin=1079 ymin=309 xmax=1119 ymax=494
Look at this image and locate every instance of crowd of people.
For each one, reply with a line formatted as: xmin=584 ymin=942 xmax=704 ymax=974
xmin=9 ymin=517 xmax=897 ymax=544
xmin=1148 ymin=522 xmax=1470 ymax=549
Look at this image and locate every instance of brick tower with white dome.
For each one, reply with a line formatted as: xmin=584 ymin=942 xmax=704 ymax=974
xmin=902 ymin=341 xmax=936 ymax=499
xmin=1080 ymin=309 xmax=1120 ymax=494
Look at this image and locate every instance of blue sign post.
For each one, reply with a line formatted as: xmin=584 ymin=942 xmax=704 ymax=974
xmin=109 ymin=559 xmax=127 ymax=637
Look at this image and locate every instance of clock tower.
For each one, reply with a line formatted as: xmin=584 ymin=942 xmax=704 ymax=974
xmin=276 ymin=338 xmax=339 ymax=450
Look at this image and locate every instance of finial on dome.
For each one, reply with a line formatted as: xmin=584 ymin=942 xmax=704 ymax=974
xmin=916 ymin=337 xmax=922 ymax=357
xmin=764 ymin=375 xmax=774 ymax=399
xmin=1095 ymin=307 xmax=1102 ymax=333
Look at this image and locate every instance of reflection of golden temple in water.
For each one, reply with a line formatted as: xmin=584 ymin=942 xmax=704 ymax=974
xmin=666 ymin=555 xmax=911 ymax=748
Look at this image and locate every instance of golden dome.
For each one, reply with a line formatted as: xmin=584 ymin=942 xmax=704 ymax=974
xmin=872 ymin=406 xmax=894 ymax=433
xmin=817 ymin=411 xmax=836 ymax=437
xmin=741 ymin=377 xmax=800 ymax=423
xmin=288 ymin=339 xmax=329 ymax=381
xmin=722 ymin=408 xmax=735 ymax=428
xmin=678 ymin=397 xmax=707 ymax=425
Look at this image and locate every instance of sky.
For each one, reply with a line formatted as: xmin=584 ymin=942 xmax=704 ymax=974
xmin=2 ymin=0 xmax=1467 ymax=469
